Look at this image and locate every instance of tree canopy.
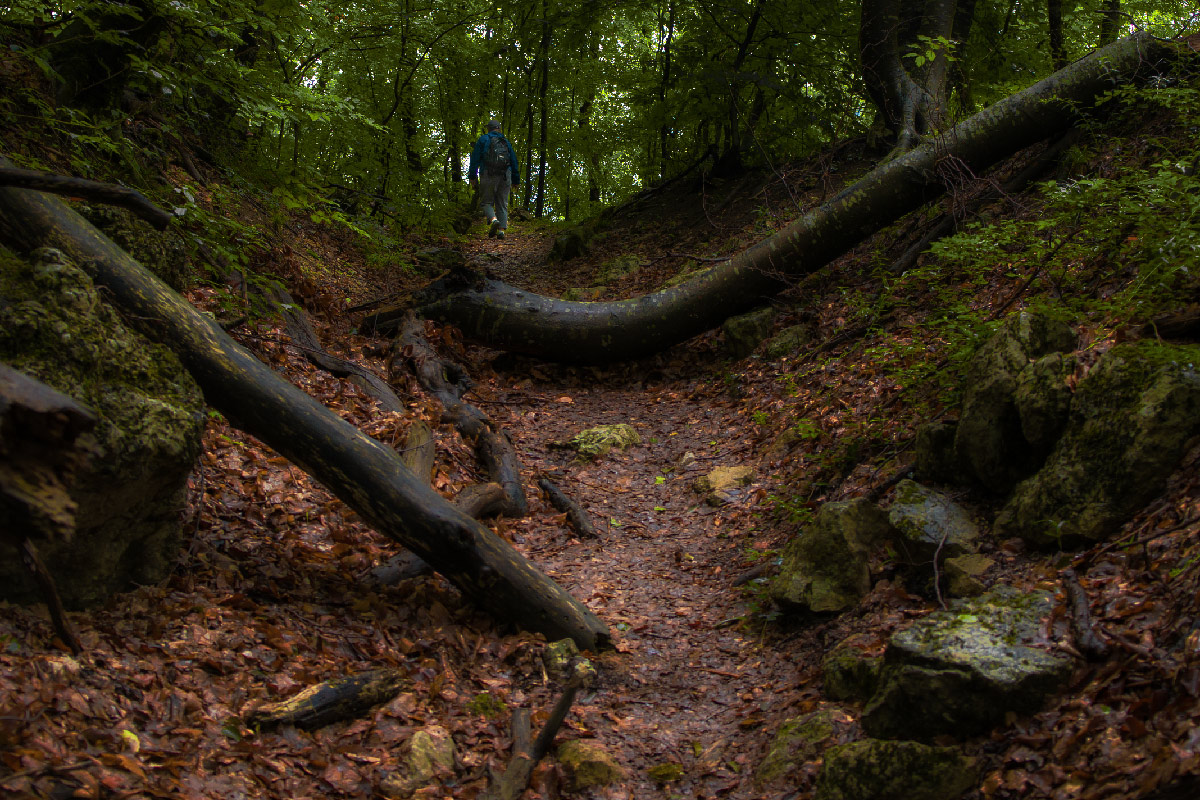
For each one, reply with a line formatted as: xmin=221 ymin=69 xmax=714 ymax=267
xmin=3 ymin=0 xmax=1196 ymax=230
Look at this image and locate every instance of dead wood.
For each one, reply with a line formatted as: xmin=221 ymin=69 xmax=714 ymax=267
xmin=0 ymin=160 xmax=610 ymax=651
xmin=537 ymin=477 xmax=597 ymax=538
xmin=245 ymin=668 xmax=406 ymax=730
xmin=455 ymin=482 xmax=509 ymax=518
xmin=1139 ymin=308 xmax=1200 ymax=342
xmin=0 ymin=167 xmax=173 ymax=230
xmin=1061 ymin=568 xmax=1110 ymax=661
xmin=487 ymin=661 xmax=593 ymax=800
xmin=0 ymin=364 xmax=95 ymax=653
xmin=269 ymin=285 xmax=405 ymax=413
xmin=394 ymin=313 xmax=528 ymax=516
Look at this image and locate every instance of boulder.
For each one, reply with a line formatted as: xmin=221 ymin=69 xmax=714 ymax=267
xmin=757 ymin=708 xmax=853 ymax=784
xmin=557 ymin=740 xmax=625 ymax=790
xmin=996 ymin=341 xmax=1200 ymax=547
xmin=914 ymin=420 xmax=958 ymax=483
xmin=815 ymin=739 xmax=976 ymax=800
xmin=770 ymin=498 xmax=894 ymax=613
xmin=861 ymin=586 xmax=1073 ymax=740
xmin=82 ymin=206 xmax=192 ymax=293
xmin=0 ymin=247 xmax=205 ymax=607
xmin=722 ymin=306 xmax=775 ymax=359
xmin=549 ymin=226 xmax=591 ymax=261
xmin=952 ymin=311 xmax=1077 ymax=493
xmin=543 ymin=637 xmax=580 ymax=679
xmin=887 ymin=480 xmax=981 ymax=565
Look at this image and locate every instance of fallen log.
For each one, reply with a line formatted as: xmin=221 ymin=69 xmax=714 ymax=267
xmin=245 ymin=668 xmax=406 ymax=730
xmin=269 ymin=284 xmax=405 ymax=413
xmin=0 ymin=163 xmax=610 ymax=651
xmin=394 ymin=313 xmax=528 ymax=516
xmin=397 ymin=34 xmax=1185 ymax=363
xmin=0 ymin=364 xmax=95 ymax=654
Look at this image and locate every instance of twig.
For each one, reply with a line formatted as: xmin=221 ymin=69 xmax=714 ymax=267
xmin=0 ymin=167 xmax=173 ymax=230
xmin=1060 ymin=568 xmax=1111 ymax=660
xmin=668 ymin=252 xmax=732 ymax=263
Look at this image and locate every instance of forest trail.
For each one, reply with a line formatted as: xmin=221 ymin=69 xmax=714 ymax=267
xmin=448 ymin=225 xmax=813 ymax=797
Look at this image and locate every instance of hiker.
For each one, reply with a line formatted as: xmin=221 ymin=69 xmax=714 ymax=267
xmin=468 ymin=119 xmax=520 ymax=239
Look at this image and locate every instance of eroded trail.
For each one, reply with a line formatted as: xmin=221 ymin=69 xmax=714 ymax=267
xmin=458 ymin=336 xmax=813 ymax=796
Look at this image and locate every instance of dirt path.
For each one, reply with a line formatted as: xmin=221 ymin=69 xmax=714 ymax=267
xmin=452 ymin=225 xmax=818 ymax=796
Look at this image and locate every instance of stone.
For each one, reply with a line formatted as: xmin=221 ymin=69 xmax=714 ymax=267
xmin=0 ymin=247 xmax=205 ymax=608
xmin=770 ymin=498 xmax=894 ymax=613
xmin=722 ymin=306 xmax=775 ymax=359
xmin=952 ymin=310 xmax=1077 ymax=493
xmin=758 ymin=708 xmax=853 ymax=784
xmin=887 ymin=480 xmax=980 ymax=565
xmin=1014 ymin=352 xmax=1076 ymax=454
xmin=693 ymin=465 xmax=754 ymax=506
xmin=996 ymin=341 xmax=1200 ymax=547
xmin=549 ymin=227 xmax=590 ymax=261
xmin=543 ymin=637 xmax=580 ymax=678
xmin=765 ymin=324 xmax=814 ymax=359
xmin=557 ymin=740 xmax=625 ymax=790
xmin=566 ymin=424 xmax=640 ymax=458
xmin=81 ymin=206 xmax=192 ymax=293
xmin=380 ymin=725 xmax=457 ymax=797
xmin=914 ymin=420 xmax=959 ymax=483
xmin=944 ymin=554 xmax=993 ymax=597
xmin=861 ymin=586 xmax=1073 ymax=740
xmin=815 ymin=739 xmax=976 ymax=800
xmin=822 ymin=639 xmax=884 ymax=702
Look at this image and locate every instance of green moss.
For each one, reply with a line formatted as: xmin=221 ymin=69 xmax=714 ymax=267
xmin=647 ymin=762 xmax=684 ymax=784
xmin=816 ymin=739 xmax=976 ymax=800
xmin=466 ymin=692 xmax=506 ymax=719
xmin=568 ymin=424 xmax=641 ymax=458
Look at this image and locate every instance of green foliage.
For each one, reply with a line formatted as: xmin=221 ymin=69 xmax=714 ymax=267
xmin=466 ymin=692 xmax=506 ymax=719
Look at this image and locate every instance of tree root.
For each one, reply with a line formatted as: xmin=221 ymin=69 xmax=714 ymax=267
xmin=0 ymin=167 xmax=172 ymax=230
xmin=537 ymin=477 xmax=597 ymax=538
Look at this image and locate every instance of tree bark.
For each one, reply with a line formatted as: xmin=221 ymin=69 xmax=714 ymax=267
xmin=410 ymin=34 xmax=1182 ymax=364
xmin=0 ymin=164 xmax=610 ymax=652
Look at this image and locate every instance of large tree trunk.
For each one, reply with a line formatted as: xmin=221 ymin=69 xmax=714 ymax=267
xmin=405 ymin=34 xmax=1182 ymax=364
xmin=0 ymin=166 xmax=610 ymax=652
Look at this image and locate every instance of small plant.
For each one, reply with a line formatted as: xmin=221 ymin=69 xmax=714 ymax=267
xmin=466 ymin=692 xmax=506 ymax=719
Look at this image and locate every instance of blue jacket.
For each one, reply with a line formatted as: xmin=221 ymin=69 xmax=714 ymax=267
xmin=468 ymin=132 xmax=520 ymax=184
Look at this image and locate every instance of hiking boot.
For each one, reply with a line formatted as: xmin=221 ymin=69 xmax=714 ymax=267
xmin=496 ymin=229 xmax=505 ymax=240
xmin=488 ymin=218 xmax=501 ymax=237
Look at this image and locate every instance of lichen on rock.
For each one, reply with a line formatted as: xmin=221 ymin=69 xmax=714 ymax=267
xmin=565 ymin=423 xmax=641 ymax=458
xmin=815 ymin=739 xmax=976 ymax=800
xmin=557 ymin=740 xmax=626 ymax=790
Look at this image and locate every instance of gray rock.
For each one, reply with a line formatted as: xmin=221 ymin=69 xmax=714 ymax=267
xmin=815 ymin=739 xmax=976 ymax=800
xmin=722 ymin=307 xmax=775 ymax=359
xmin=0 ymin=248 xmax=204 ymax=608
xmin=943 ymin=554 xmax=994 ymax=598
xmin=861 ymin=586 xmax=1073 ymax=740
xmin=1014 ymin=352 xmax=1076 ymax=454
xmin=996 ymin=341 xmax=1200 ymax=547
xmin=771 ymin=498 xmax=894 ymax=613
xmin=887 ymin=480 xmax=980 ymax=565
xmin=953 ymin=311 xmax=1076 ymax=493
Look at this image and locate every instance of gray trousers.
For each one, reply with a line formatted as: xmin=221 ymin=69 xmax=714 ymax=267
xmin=479 ymin=170 xmax=512 ymax=230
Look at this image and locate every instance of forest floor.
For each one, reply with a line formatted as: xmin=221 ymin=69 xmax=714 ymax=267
xmin=4 ymin=132 xmax=1200 ymax=800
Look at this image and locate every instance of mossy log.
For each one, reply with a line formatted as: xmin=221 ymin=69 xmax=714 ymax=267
xmin=245 ymin=668 xmax=406 ymax=730
xmin=405 ymin=35 xmax=1185 ymax=364
xmin=0 ymin=162 xmax=610 ymax=651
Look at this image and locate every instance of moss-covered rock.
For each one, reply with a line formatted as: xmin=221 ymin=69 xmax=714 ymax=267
xmin=770 ymin=498 xmax=894 ymax=613
xmin=996 ymin=340 xmax=1200 ymax=547
xmin=758 ymin=708 xmax=852 ymax=783
xmin=722 ymin=306 xmax=775 ymax=358
xmin=557 ymin=740 xmax=625 ymax=790
xmin=943 ymin=554 xmax=993 ymax=597
xmin=815 ymin=739 xmax=976 ymax=800
xmin=861 ymin=586 xmax=1073 ymax=740
xmin=953 ymin=310 xmax=1077 ymax=493
xmin=0 ymin=246 xmax=205 ymax=607
xmin=822 ymin=639 xmax=884 ymax=702
xmin=543 ymin=637 xmax=580 ymax=678
xmin=596 ymin=254 xmax=644 ymax=284
xmin=566 ymin=423 xmax=641 ymax=458
xmin=380 ymin=725 xmax=457 ymax=797
xmin=692 ymin=464 xmax=754 ymax=505
xmin=765 ymin=323 xmax=814 ymax=360
xmin=887 ymin=480 xmax=980 ymax=566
